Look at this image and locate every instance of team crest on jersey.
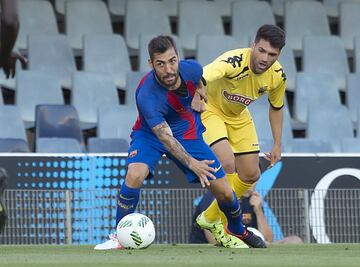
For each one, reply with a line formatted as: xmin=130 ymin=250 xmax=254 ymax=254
xmin=221 ymin=54 xmax=243 ymax=68
xmin=129 ymin=150 xmax=138 ymax=158
xmin=222 ymin=90 xmax=254 ymax=106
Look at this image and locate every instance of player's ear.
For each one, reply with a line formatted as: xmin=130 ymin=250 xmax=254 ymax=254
xmin=148 ymin=59 xmax=153 ymax=69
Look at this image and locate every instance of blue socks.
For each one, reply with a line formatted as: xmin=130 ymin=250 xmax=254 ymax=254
xmin=115 ymin=183 xmax=140 ymax=226
xmin=218 ymin=191 xmax=245 ymax=235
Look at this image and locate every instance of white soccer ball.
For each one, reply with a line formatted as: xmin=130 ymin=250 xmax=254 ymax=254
xmin=116 ymin=213 xmax=155 ymax=249
xmin=247 ymin=227 xmax=266 ymax=242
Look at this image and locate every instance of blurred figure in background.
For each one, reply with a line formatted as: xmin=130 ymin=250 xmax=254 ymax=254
xmin=0 ymin=0 xmax=26 ymax=78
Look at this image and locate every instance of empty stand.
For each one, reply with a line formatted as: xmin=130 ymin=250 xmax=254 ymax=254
xmin=83 ymin=34 xmax=131 ymax=89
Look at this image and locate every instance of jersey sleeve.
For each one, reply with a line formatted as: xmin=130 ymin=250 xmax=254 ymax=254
xmin=137 ymin=91 xmax=166 ymax=128
xmin=268 ymin=68 xmax=286 ymax=109
xmin=203 ymin=50 xmax=244 ymax=83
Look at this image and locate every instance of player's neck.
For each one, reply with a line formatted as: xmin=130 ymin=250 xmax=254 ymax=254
xmin=167 ymin=76 xmax=182 ymax=91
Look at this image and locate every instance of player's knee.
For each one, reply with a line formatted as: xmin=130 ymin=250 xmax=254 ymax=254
xmin=216 ymin=190 xmax=234 ymax=203
xmin=125 ymin=167 xmax=146 ymax=188
xmin=222 ymin=158 xmax=236 ymax=174
xmin=240 ymin=167 xmax=261 ymax=184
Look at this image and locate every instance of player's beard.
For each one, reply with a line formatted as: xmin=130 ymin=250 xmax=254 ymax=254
xmin=154 ymin=70 xmax=180 ymax=89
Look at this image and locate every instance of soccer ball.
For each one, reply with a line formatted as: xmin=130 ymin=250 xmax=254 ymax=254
xmin=116 ymin=213 xmax=155 ymax=249
xmin=247 ymin=227 xmax=266 ymax=242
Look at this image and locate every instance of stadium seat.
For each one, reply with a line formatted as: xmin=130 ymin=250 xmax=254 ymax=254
xmin=16 ymin=0 xmax=58 ymax=51
xmin=83 ymin=34 xmax=131 ymax=89
xmin=196 ymin=35 xmax=247 ymax=66
xmin=341 ymin=138 xmax=360 ymax=153
xmin=294 ymin=72 xmax=341 ymax=125
xmin=55 ymin=0 xmax=99 ymax=16
xmin=323 ymin=0 xmax=351 ymax=18
xmin=292 ymin=139 xmax=335 ymax=153
xmin=307 ymin=105 xmax=354 ymax=152
xmin=248 ymin=97 xmax=294 ymax=152
xmin=125 ymin=71 xmax=148 ymax=107
xmin=125 ymin=0 xmax=171 ymax=53
xmin=271 ymin=0 xmax=316 ymax=17
xmin=27 ymin=34 xmax=76 ymax=89
xmin=231 ymin=1 xmax=275 ymax=41
xmin=178 ymin=1 xmax=224 ymax=57
xmin=0 ymin=106 xmax=27 ymax=141
xmin=97 ymin=105 xmax=138 ymax=144
xmin=36 ymin=137 xmax=83 ymax=153
xmin=107 ymin=0 xmax=125 ymax=17
xmin=346 ymin=74 xmax=360 ymax=124
xmin=16 ymin=70 xmax=64 ymax=128
xmin=303 ymin=36 xmax=349 ymax=92
xmin=278 ymin=45 xmax=296 ymax=92
xmin=88 ymin=137 xmax=129 ymax=153
xmin=0 ymin=138 xmax=30 ymax=153
xmin=35 ymin=104 xmax=84 ymax=150
xmin=355 ymin=36 xmax=360 ymax=73
xmin=285 ymin=1 xmax=330 ymax=53
xmin=65 ymin=0 xmax=113 ymax=53
xmin=71 ymin=72 xmax=119 ymax=129
xmin=163 ymin=0 xmax=206 ymax=17
xmin=213 ymin=0 xmax=257 ymax=18
xmin=339 ymin=3 xmax=360 ymax=51
xmin=139 ymin=34 xmax=183 ymax=72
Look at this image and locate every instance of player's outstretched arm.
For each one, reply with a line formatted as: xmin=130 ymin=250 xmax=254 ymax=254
xmin=152 ymin=121 xmax=216 ymax=187
xmin=265 ymin=106 xmax=283 ymax=167
xmin=191 ymin=79 xmax=207 ymax=113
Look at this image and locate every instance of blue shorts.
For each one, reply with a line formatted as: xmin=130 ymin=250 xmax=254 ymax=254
xmin=127 ymin=133 xmax=226 ymax=183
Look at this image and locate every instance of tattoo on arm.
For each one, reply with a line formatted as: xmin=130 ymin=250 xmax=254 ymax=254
xmin=152 ymin=121 xmax=192 ymax=167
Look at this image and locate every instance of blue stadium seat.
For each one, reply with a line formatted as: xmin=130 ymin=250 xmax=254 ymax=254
xmin=65 ymin=0 xmax=113 ymax=53
xmin=83 ymin=34 xmax=131 ymax=89
xmin=0 ymin=106 xmax=27 ymax=141
xmin=97 ymin=105 xmax=137 ymax=144
xmin=88 ymin=137 xmax=129 ymax=153
xmin=341 ymin=138 xmax=360 ymax=153
xmin=0 ymin=139 xmax=30 ymax=153
xmin=28 ymin=34 xmax=76 ymax=89
xmin=231 ymin=1 xmax=275 ymax=41
xmin=278 ymin=45 xmax=296 ymax=92
xmin=303 ymin=36 xmax=349 ymax=91
xmin=339 ymin=2 xmax=360 ymax=51
xmin=36 ymin=137 xmax=83 ymax=153
xmin=125 ymin=71 xmax=148 ymax=107
xmin=71 ymin=72 xmax=119 ymax=129
xmin=16 ymin=70 xmax=64 ymax=128
xmin=196 ymin=35 xmax=246 ymax=66
xmin=307 ymin=105 xmax=354 ymax=152
xmin=16 ymin=0 xmax=58 ymax=51
xmin=346 ymin=74 xmax=360 ymax=124
xmin=292 ymin=139 xmax=335 ymax=153
xmin=35 ymin=105 xmax=84 ymax=150
xmin=178 ymin=1 xmax=224 ymax=57
xmin=285 ymin=1 xmax=330 ymax=53
xmin=294 ymin=72 xmax=341 ymax=126
xmin=125 ymin=0 xmax=171 ymax=53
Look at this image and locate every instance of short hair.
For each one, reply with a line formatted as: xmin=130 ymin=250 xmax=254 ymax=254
xmin=148 ymin=35 xmax=178 ymax=60
xmin=254 ymin=24 xmax=285 ymax=50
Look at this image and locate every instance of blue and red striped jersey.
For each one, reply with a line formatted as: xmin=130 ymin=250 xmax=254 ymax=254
xmin=132 ymin=60 xmax=205 ymax=141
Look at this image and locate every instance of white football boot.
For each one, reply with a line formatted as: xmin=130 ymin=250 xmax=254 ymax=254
xmin=94 ymin=233 xmax=124 ymax=250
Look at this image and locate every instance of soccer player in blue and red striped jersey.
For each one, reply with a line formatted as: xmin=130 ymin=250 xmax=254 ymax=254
xmin=94 ymin=35 xmax=266 ymax=250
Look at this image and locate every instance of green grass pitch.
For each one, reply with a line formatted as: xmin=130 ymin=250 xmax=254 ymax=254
xmin=1 ymin=244 xmax=360 ymax=267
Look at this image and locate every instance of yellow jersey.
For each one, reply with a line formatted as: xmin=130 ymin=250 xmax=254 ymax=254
xmin=203 ymin=48 xmax=286 ymax=121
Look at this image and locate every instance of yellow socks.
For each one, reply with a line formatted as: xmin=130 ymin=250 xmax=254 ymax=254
xmin=204 ymin=173 xmax=253 ymax=223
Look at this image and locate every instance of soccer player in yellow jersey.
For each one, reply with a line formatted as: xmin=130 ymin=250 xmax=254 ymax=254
xmin=194 ymin=24 xmax=286 ymax=246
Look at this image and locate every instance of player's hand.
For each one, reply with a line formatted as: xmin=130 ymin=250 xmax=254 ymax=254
xmin=1 ymin=51 xmax=27 ymax=78
xmin=196 ymin=80 xmax=208 ymax=103
xmin=249 ymin=191 xmax=262 ymax=211
xmin=264 ymin=144 xmax=281 ymax=168
xmin=191 ymin=92 xmax=206 ymax=113
xmin=189 ymin=159 xmax=216 ymax=188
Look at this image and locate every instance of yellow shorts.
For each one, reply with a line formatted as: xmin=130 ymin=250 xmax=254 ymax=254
xmin=201 ymin=108 xmax=260 ymax=154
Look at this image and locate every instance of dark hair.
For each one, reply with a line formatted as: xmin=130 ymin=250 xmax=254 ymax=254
xmin=254 ymin=24 xmax=285 ymax=50
xmin=148 ymin=35 xmax=178 ymax=60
